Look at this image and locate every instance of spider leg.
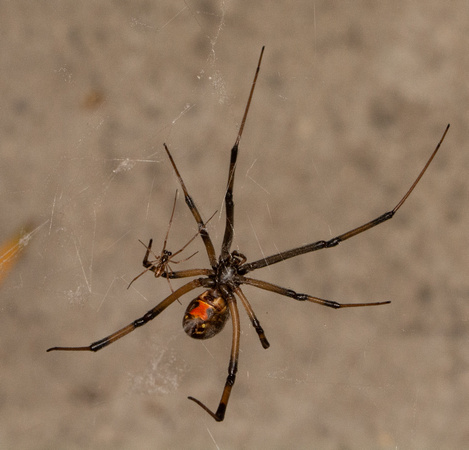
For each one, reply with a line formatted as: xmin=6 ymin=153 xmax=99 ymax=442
xmin=46 ymin=279 xmax=206 ymax=353
xmin=240 ymin=124 xmax=450 ymax=274
xmin=164 ymin=144 xmax=217 ymax=268
xmin=170 ymin=252 xmax=198 ymax=265
xmin=169 ymin=210 xmax=217 ymax=261
xmin=127 ymin=239 xmax=160 ymax=289
xmin=162 ymin=189 xmax=179 ymax=253
xmin=221 ymin=46 xmax=265 ymax=259
xmin=241 ymin=276 xmax=390 ymax=308
xmin=127 ymin=266 xmax=153 ymax=289
xmin=234 ymin=286 xmax=269 ymax=348
xmin=164 ymin=268 xmax=213 ymax=279
xmin=188 ymin=291 xmax=240 ymax=422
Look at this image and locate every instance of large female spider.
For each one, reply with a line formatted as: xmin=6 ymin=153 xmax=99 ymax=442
xmin=48 ymin=47 xmax=449 ymax=422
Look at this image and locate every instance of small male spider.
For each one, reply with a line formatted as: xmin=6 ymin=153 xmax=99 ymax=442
xmin=48 ymin=47 xmax=450 ymax=422
xmin=127 ymin=189 xmax=214 ymax=293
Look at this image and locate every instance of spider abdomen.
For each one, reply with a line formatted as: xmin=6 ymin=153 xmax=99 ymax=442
xmin=183 ymin=289 xmax=229 ymax=340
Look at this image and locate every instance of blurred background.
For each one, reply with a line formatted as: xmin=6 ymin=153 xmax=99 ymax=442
xmin=1 ymin=1 xmax=468 ymax=448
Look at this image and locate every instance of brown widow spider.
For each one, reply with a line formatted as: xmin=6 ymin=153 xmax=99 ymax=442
xmin=127 ymin=189 xmax=215 ymax=295
xmin=48 ymin=46 xmax=450 ymax=422
xmin=127 ymin=190 xmax=198 ymax=291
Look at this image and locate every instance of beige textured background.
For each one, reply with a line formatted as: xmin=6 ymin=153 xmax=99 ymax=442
xmin=1 ymin=1 xmax=468 ymax=449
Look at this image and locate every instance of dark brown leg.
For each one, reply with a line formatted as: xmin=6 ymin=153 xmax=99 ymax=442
xmin=234 ymin=286 xmax=269 ymax=348
xmin=241 ymin=276 xmax=390 ymax=309
xmin=221 ymin=47 xmax=265 ymax=259
xmin=188 ymin=291 xmax=240 ymax=421
xmin=164 ymin=144 xmax=218 ymax=268
xmin=240 ymin=124 xmax=450 ymax=274
xmin=47 ymin=279 xmax=205 ymax=352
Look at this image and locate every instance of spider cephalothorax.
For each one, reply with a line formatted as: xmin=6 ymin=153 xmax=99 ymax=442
xmin=48 ymin=47 xmax=449 ymax=422
xmin=217 ymin=251 xmax=246 ymax=285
